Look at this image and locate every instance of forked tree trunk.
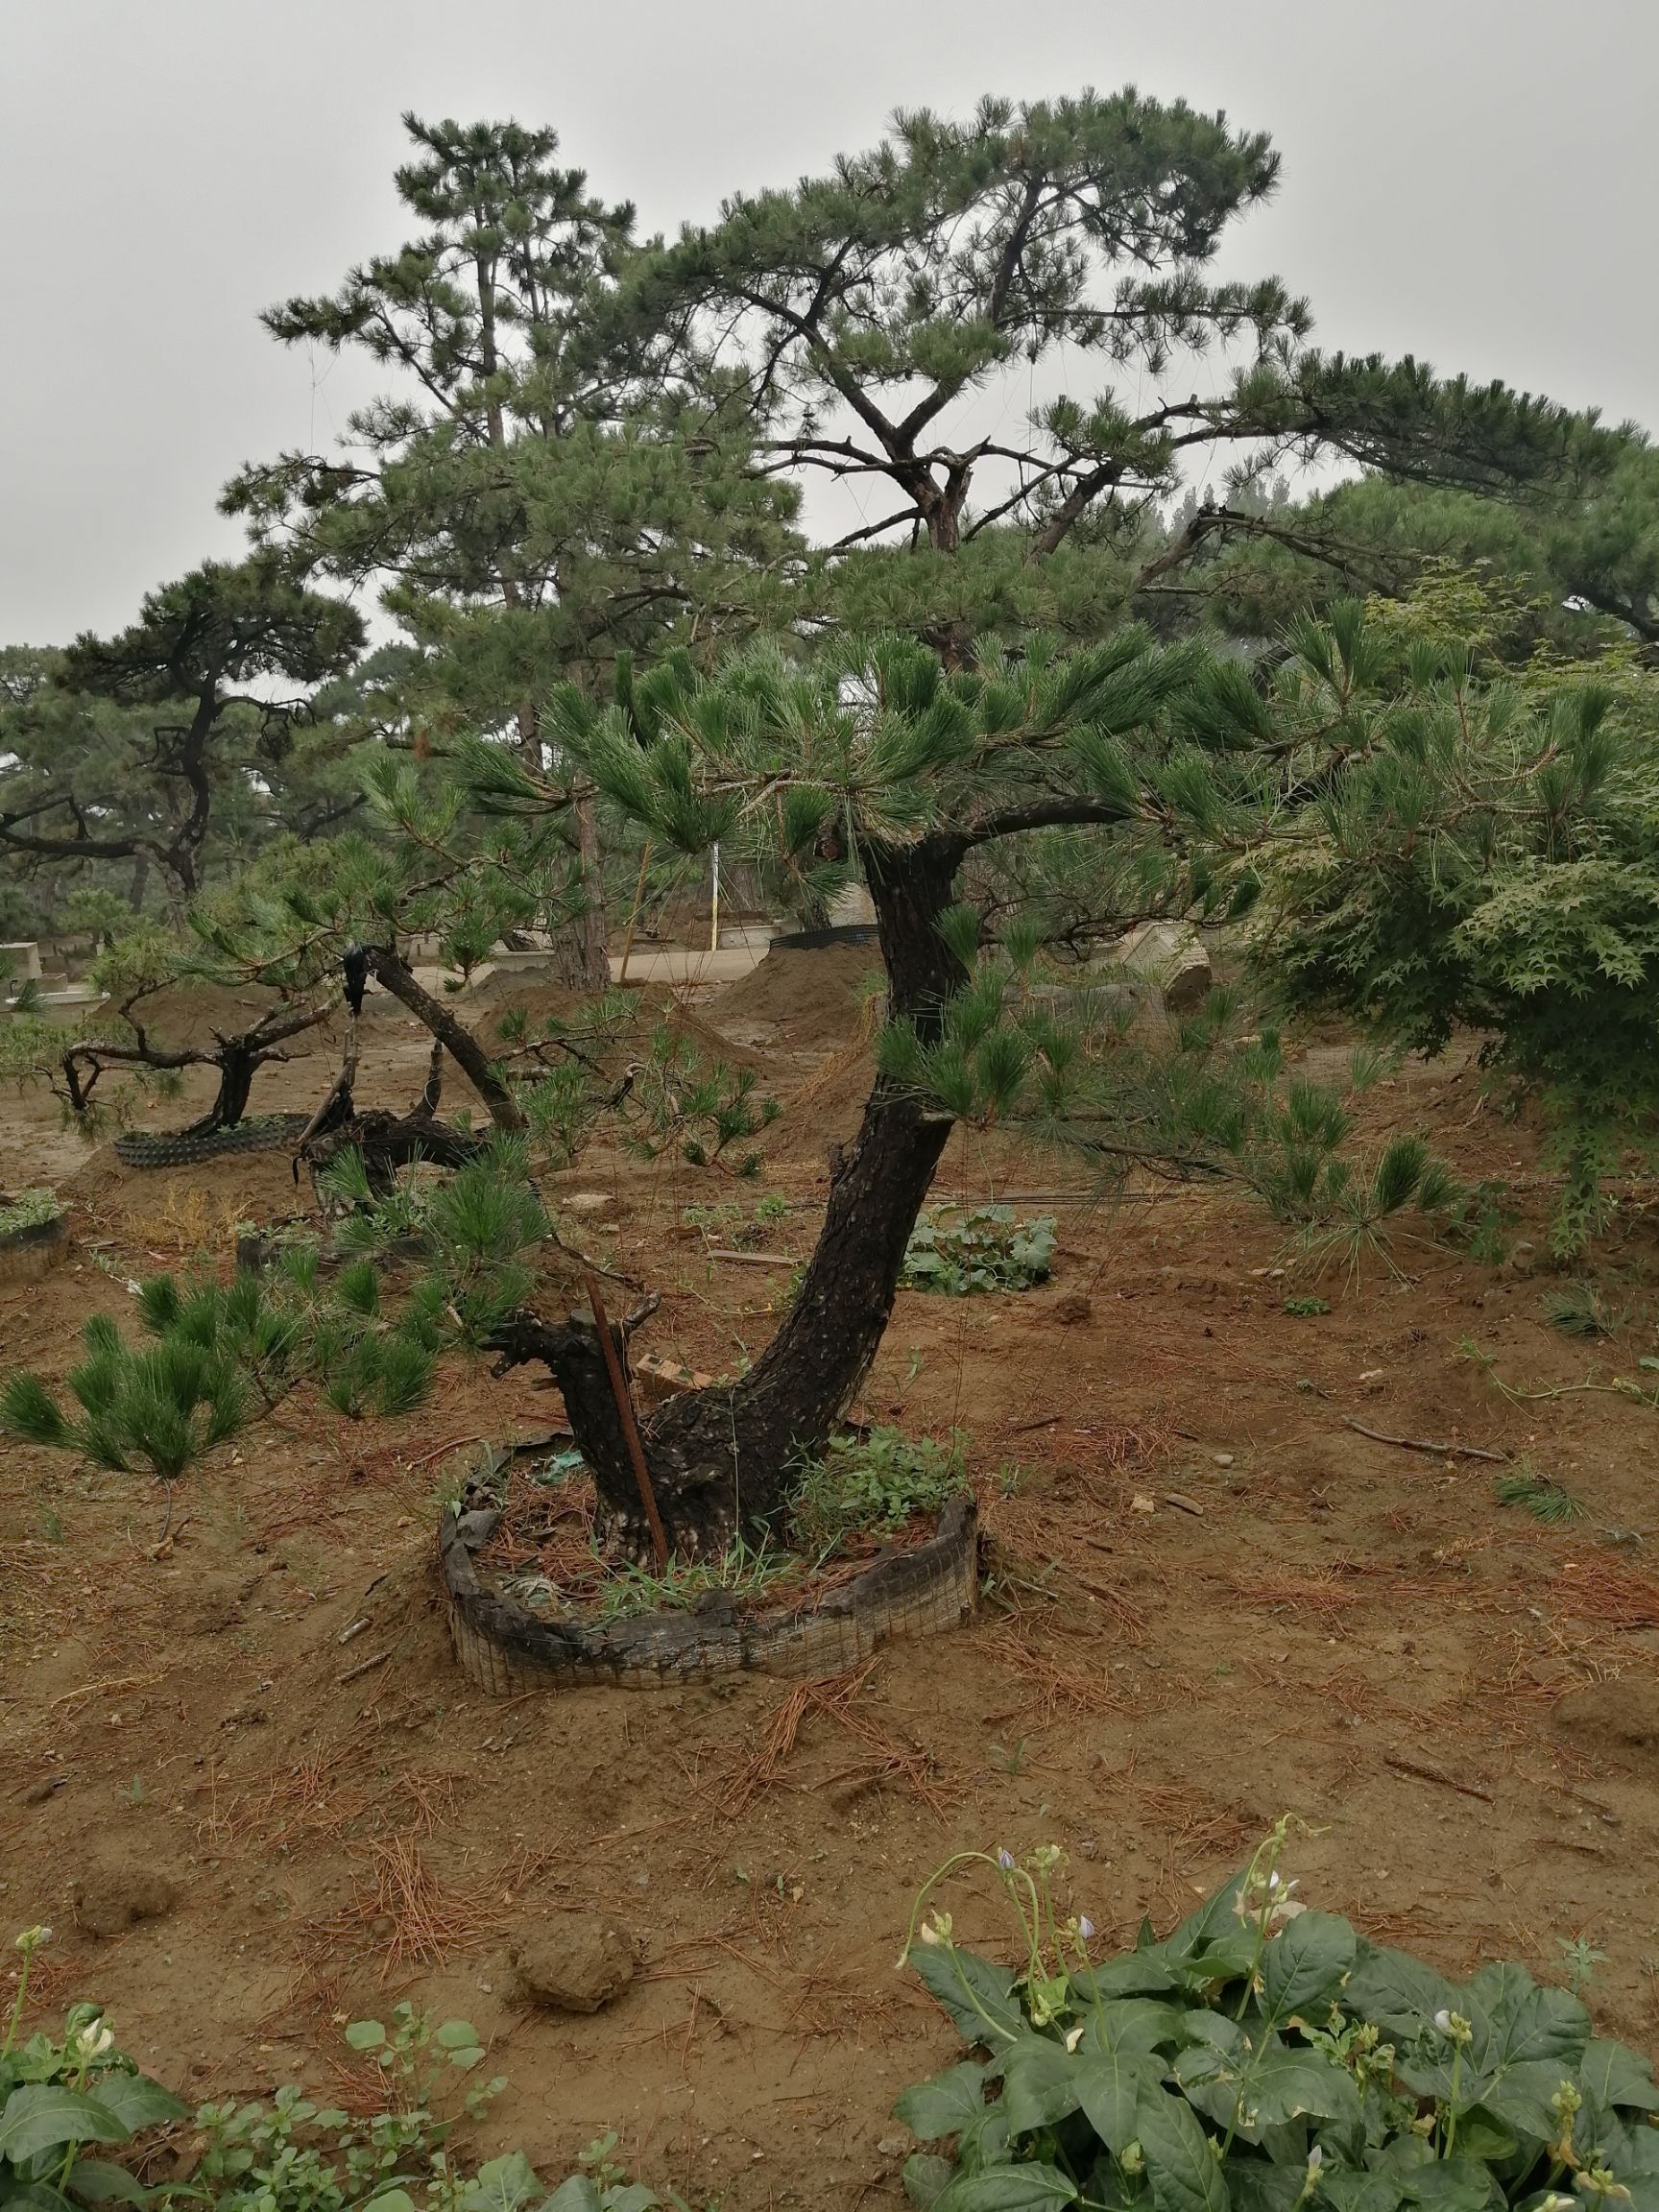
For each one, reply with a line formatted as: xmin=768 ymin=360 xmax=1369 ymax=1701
xmin=496 ymin=835 xmax=968 ymax=1558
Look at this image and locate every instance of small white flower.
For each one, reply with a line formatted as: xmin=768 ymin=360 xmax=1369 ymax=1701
xmin=1434 ymin=2009 xmax=1453 ymax=2033
xmin=919 ymin=1923 xmax=943 ymax=1946
xmin=1268 ymin=1870 xmax=1281 ymax=1889
xmin=1078 ymin=1916 xmax=1096 ymax=1940
xmin=1307 ymin=2146 xmax=1323 ymax=2173
xmin=1065 ymin=2025 xmax=1085 ymax=2053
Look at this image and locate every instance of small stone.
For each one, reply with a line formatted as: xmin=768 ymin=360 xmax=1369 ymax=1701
xmin=876 ymin=2137 xmax=908 ymax=2160
xmin=511 ymin=1915 xmax=635 ymax=2014
xmin=1212 ymin=1453 xmax=1234 ymax=1467
xmin=562 ymin=1192 xmax=613 ymax=1214
xmin=1130 ymin=1494 xmax=1156 ymax=1514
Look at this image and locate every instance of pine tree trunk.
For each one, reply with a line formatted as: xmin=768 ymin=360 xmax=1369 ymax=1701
xmin=501 ymin=835 xmax=968 ymax=1558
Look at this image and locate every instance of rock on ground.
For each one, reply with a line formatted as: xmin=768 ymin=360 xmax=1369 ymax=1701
xmin=510 ymin=1914 xmax=635 ymax=2013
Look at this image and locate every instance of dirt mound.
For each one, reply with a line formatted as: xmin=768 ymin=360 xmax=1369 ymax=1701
xmin=769 ymin=1045 xmax=877 ymax=1163
xmin=703 ymin=937 xmax=885 ymax=1050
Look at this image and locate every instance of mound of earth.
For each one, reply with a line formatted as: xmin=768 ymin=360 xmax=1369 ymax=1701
xmin=703 ymin=937 xmax=884 ymax=1050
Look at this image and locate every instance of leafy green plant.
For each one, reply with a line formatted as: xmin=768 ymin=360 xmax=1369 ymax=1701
xmin=0 ymin=1924 xmax=187 ymax=2207
xmin=0 ymin=1188 xmax=63 ymax=1238
xmin=1494 ymin=1467 xmax=1586 ymax=1524
xmin=1283 ymin=1294 xmax=1332 ymax=1317
xmin=790 ymin=1427 xmax=969 ymax=1552
xmin=893 ymin=1826 xmax=1659 ymax=2212
xmin=902 ymin=1208 xmax=1055 ymax=1297
xmin=681 ymin=1192 xmax=791 ymax=1249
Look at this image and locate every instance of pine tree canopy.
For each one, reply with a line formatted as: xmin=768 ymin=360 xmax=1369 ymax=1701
xmin=0 ymin=561 xmax=365 ymax=904
xmin=619 ymin=89 xmax=1623 ymax=578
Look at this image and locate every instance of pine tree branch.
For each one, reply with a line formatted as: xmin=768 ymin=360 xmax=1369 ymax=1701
xmin=961 ymin=797 xmax=1140 ymax=846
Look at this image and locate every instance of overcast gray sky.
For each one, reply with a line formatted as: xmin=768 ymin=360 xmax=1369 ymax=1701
xmin=2 ymin=0 xmax=1654 ymax=647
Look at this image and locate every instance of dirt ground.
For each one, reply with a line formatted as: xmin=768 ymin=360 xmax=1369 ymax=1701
xmin=3 ymin=951 xmax=1658 ymax=2209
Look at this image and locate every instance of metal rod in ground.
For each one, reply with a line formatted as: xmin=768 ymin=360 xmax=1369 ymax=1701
xmin=583 ymin=1265 xmax=671 ymax=1573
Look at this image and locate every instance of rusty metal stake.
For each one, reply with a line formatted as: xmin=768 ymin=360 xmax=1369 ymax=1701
xmin=583 ymin=1265 xmax=670 ymax=1573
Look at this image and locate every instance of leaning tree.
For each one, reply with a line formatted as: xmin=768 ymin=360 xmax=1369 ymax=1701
xmin=440 ymin=598 xmax=1659 ymax=1561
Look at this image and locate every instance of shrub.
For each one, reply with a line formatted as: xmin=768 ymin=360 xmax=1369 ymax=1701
xmin=894 ymin=1825 xmax=1659 ymax=2211
xmin=902 ymin=1209 xmax=1055 ymax=1296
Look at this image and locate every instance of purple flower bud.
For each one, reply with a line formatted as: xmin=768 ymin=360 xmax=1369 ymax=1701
xmin=1078 ymin=1915 xmax=1096 ymax=1940
xmin=997 ymin=1848 xmax=1016 ymax=1871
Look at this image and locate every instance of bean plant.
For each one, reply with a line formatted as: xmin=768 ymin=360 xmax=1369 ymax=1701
xmin=894 ymin=1823 xmax=1659 ymax=2211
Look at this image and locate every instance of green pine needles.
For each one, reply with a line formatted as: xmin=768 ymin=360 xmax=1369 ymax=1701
xmin=0 ymin=1276 xmax=281 ymax=1484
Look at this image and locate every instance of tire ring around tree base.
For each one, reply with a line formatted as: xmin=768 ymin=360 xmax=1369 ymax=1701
xmin=112 ymin=1114 xmax=312 ymax=1169
xmin=0 ymin=1211 xmax=69 ymax=1286
xmin=439 ymin=1487 xmax=979 ymax=1694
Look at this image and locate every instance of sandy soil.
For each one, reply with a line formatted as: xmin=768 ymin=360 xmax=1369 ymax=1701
xmin=2 ymin=949 xmax=1657 ymax=2208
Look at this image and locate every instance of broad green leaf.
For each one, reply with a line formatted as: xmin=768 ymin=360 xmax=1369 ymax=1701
xmin=1075 ymin=1951 xmax=1182 ymax=2001
xmin=1136 ymin=2086 xmax=1230 ymax=2212
xmin=365 ymin=2194 xmax=418 ymax=2212
xmin=0 ymin=2087 xmax=129 ymax=2164
xmin=1260 ymin=1914 xmax=1356 ymax=2029
xmin=999 ymin=2037 xmax=1085 ymax=2137
xmin=60 ymin=2159 xmax=149 ymax=2207
xmin=1342 ymin=1946 xmax=1456 ymax=2039
xmin=462 ymin=2152 xmax=541 ymax=2212
xmin=1 ymin=2186 xmax=77 ymax=2212
xmin=1225 ymin=2166 xmax=1306 ymax=2212
xmin=931 ymin=2165 xmax=1077 ymax=2212
xmin=893 ymin=2063 xmax=991 ymax=2144
xmin=1459 ymin=1962 xmax=1588 ymax=2079
xmin=910 ymin=1946 xmax=1024 ymax=2048
xmin=1075 ymin=2048 xmax=1166 ymax=2154
xmin=1582 ymin=2037 xmax=1659 ymax=2114
xmin=1393 ymin=2158 xmax=1503 ymax=2212
xmin=599 ymin=2187 xmax=659 ymax=2212
xmin=539 ymin=2180 xmax=602 ymax=2212
xmin=1175 ymin=2036 xmax=1357 ymax=2141
xmin=1444 ymin=2111 xmax=1514 ymax=2163
xmin=1314 ymin=2176 xmax=1407 ymax=2212
xmin=436 ymin=2019 xmax=483 ymax=2050
xmin=903 ymin=2153 xmax=956 ymax=2209
xmin=1081 ymin=1999 xmax=1186 ymax=2055
xmin=343 ymin=2020 xmax=386 ymax=2051
xmin=1477 ymin=2056 xmax=1582 ymax=2142
xmin=80 ymin=2079 xmax=185 ymax=2136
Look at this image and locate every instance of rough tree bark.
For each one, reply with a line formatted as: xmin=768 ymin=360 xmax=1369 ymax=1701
xmin=493 ymin=833 xmax=969 ymax=1558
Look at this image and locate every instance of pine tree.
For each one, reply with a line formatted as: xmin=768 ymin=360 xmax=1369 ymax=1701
xmin=226 ymin=115 xmax=796 ymax=990
xmin=0 ymin=562 xmax=363 ymax=907
xmin=620 ymin=91 xmax=1618 ymax=643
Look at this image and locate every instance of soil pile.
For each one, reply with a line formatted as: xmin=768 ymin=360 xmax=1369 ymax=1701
xmin=703 ymin=937 xmax=884 ymax=1050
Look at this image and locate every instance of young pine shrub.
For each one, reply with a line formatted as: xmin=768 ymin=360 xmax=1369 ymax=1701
xmin=0 ymin=1284 xmax=258 ymax=1483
